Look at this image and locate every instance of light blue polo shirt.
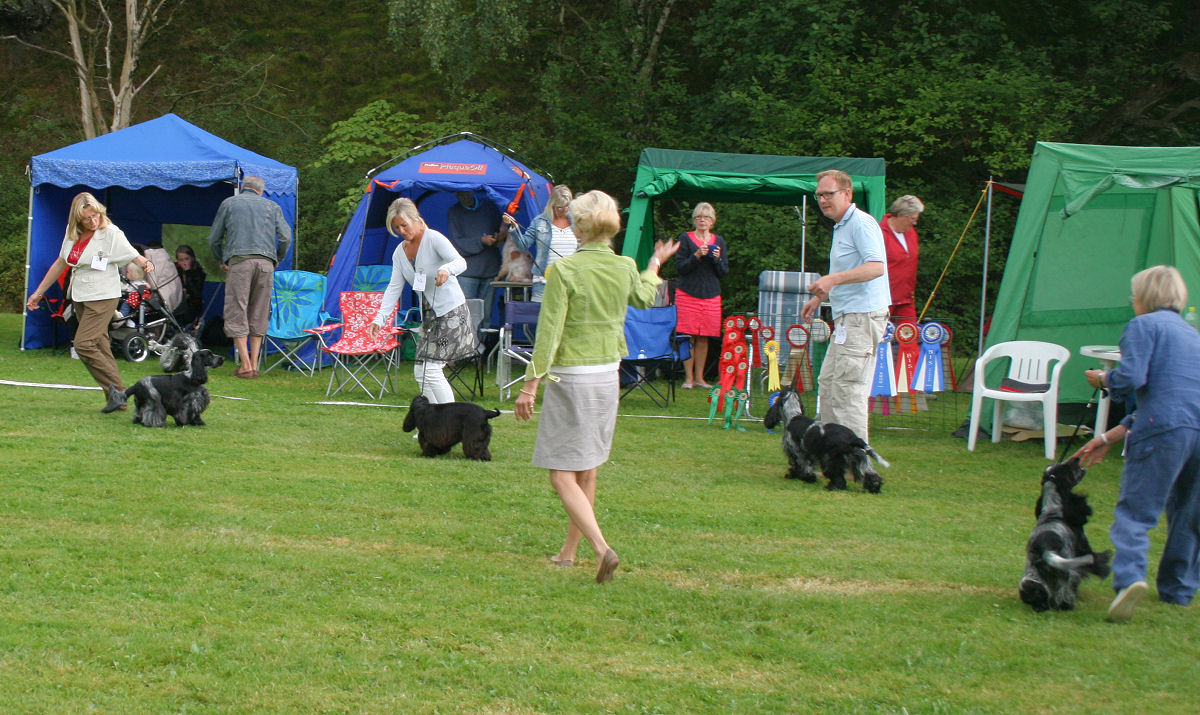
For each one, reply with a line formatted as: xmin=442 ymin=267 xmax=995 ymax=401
xmin=828 ymin=204 xmax=890 ymax=319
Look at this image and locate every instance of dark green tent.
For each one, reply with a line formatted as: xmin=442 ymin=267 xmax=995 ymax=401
xmin=621 ymin=148 xmax=887 ymax=266
xmin=987 ymin=141 xmax=1200 ymax=404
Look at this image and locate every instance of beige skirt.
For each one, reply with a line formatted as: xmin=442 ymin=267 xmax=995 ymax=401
xmin=532 ymin=370 xmax=619 ymax=471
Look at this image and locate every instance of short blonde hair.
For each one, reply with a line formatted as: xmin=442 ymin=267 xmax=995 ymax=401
xmin=385 ymin=197 xmax=425 ymax=237
xmin=540 ymin=184 xmax=573 ymax=221
xmin=815 ymin=169 xmax=852 ymax=190
xmin=568 ymin=190 xmax=621 ymax=244
xmin=1131 ymin=265 xmax=1188 ymax=313
xmin=889 ymin=195 xmax=924 ymax=217
xmin=66 ymin=192 xmax=111 ymax=242
xmin=692 ymin=202 xmax=716 ymax=224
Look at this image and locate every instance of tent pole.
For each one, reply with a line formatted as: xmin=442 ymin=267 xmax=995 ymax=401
xmin=20 ymin=176 xmax=33 ymax=351
xmin=799 ymin=195 xmax=807 ymax=275
xmin=978 ymin=178 xmax=993 ymax=356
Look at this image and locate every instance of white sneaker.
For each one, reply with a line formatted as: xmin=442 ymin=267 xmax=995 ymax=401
xmin=69 ymin=347 xmax=79 ymax=360
xmin=1107 ymin=581 xmax=1147 ymax=622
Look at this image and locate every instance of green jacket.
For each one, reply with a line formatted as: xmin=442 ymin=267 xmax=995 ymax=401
xmin=525 ymin=243 xmax=661 ymax=379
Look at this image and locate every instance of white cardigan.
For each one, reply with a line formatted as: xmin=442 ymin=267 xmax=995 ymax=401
xmin=374 ymin=227 xmax=468 ymax=325
xmin=59 ymin=224 xmax=139 ymax=302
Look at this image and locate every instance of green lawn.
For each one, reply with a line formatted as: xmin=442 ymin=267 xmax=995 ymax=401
xmin=1 ymin=313 xmax=1195 ymax=713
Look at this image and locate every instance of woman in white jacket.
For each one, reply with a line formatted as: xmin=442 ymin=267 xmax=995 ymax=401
xmin=27 ymin=192 xmax=154 ymax=413
xmin=368 ymin=197 xmax=476 ymax=404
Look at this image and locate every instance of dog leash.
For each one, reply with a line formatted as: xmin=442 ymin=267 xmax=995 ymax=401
xmin=1056 ymin=387 xmax=1103 ymax=463
xmin=501 ymin=215 xmax=571 ymax=279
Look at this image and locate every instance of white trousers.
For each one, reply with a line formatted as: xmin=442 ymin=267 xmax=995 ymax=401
xmin=414 ymin=360 xmax=454 ymax=404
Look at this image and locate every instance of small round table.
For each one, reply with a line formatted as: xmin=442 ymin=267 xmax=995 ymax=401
xmin=1080 ymin=345 xmax=1121 ymax=434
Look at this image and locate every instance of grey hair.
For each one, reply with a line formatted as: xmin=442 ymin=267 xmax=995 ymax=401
xmin=385 ymin=197 xmax=425 ymax=237
xmin=692 ymin=202 xmax=716 ymax=223
xmin=889 ymin=195 xmax=925 ymax=217
xmin=1131 ymin=265 xmax=1188 ymax=313
xmin=243 ymin=176 xmax=265 ymax=193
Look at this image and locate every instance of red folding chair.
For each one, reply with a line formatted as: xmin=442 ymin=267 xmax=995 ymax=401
xmin=305 ymin=291 xmax=401 ymax=399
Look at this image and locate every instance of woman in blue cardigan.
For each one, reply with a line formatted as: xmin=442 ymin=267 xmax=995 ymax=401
xmin=1074 ymin=265 xmax=1200 ymax=621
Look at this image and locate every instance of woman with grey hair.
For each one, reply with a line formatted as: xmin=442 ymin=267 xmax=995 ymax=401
xmin=879 ymin=194 xmax=925 ymax=322
xmin=368 ymin=197 xmax=475 ymax=404
xmin=674 ymin=202 xmax=729 ymax=389
xmin=502 ymin=184 xmax=577 ymax=302
xmin=1073 ymin=265 xmax=1200 ymax=621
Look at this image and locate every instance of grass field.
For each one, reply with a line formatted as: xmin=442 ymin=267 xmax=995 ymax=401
xmin=1 ymin=313 xmax=1196 ymax=713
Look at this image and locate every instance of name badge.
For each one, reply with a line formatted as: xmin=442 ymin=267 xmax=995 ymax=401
xmin=833 ymin=324 xmax=847 ymax=345
xmin=91 ymin=253 xmax=108 ymax=271
xmin=412 ymin=272 xmax=427 ymax=291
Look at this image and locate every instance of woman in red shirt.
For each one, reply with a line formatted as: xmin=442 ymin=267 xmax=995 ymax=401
xmin=879 ymin=195 xmax=925 ymax=322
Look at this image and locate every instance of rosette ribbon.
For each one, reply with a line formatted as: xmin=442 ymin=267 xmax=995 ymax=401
xmin=909 ymin=322 xmax=947 ymax=393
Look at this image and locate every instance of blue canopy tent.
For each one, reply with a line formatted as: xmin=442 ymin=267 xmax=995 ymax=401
xmin=324 ymin=133 xmax=554 ymax=323
xmin=22 ymin=113 xmax=298 ymax=350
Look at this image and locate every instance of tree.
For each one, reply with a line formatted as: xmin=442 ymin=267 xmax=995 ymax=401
xmin=2 ymin=0 xmax=183 ymax=138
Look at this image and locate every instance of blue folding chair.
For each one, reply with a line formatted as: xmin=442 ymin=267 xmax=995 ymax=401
xmin=262 ymin=270 xmax=331 ymax=376
xmin=352 ymin=264 xmax=393 ymax=292
xmin=496 ymin=300 xmax=541 ymax=400
xmin=620 ymin=305 xmax=690 ymax=407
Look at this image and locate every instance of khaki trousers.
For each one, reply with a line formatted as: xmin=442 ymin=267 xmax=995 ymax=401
xmin=816 ymin=308 xmax=889 ymax=442
xmin=73 ymin=298 xmax=124 ymax=391
xmin=223 ymin=257 xmax=275 ymax=338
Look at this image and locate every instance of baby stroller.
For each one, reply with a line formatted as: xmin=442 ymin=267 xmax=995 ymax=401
xmin=109 ymin=277 xmax=190 ymax=362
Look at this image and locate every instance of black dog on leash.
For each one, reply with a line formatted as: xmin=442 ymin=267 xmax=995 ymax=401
xmin=403 ymin=395 xmax=501 ymax=460
xmin=125 ymin=335 xmax=224 ymax=427
xmin=763 ymin=386 xmax=889 ymax=493
xmin=1019 ymin=457 xmax=1111 ymax=612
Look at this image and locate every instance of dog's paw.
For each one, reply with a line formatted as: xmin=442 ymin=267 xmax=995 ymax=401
xmin=1019 ymin=577 xmax=1051 ymax=612
xmin=824 ymin=480 xmax=847 ymax=491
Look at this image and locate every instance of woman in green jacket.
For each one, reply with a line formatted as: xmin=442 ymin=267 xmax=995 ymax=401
xmin=514 ymin=190 xmax=678 ymax=583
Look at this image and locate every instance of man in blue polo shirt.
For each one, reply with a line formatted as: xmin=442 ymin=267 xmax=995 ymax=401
xmin=801 ymin=169 xmax=890 ymax=442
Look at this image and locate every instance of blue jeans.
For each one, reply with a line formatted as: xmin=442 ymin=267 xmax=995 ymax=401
xmin=1110 ymin=426 xmax=1200 ymax=604
xmin=457 ymin=276 xmax=493 ymax=304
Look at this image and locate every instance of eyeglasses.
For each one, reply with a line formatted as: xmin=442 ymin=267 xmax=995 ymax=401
xmin=694 ymin=215 xmax=714 ymax=221
xmin=815 ymin=189 xmax=847 ymax=200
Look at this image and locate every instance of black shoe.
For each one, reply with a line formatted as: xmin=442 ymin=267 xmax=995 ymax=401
xmin=101 ymin=385 xmax=127 ymax=413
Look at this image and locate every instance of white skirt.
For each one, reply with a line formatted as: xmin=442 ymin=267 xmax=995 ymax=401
xmin=532 ymin=370 xmax=619 ymax=471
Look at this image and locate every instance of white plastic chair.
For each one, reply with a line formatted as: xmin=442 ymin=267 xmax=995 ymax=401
xmin=967 ymin=340 xmax=1070 ymax=460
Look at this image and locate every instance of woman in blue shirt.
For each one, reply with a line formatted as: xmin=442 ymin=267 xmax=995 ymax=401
xmin=1074 ymin=265 xmax=1200 ymax=621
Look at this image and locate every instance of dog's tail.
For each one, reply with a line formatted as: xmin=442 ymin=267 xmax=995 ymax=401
xmin=1042 ymin=550 xmax=1101 ymax=573
xmin=864 ymin=446 xmax=889 ymax=468
xmin=1088 ymin=550 xmax=1112 ymax=579
xmin=485 ymin=408 xmax=502 ymax=420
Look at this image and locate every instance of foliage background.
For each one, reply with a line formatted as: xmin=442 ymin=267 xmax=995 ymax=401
xmin=2 ymin=0 xmax=1198 ymax=352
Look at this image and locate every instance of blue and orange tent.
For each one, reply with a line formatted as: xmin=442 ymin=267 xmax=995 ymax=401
xmin=323 ymin=133 xmax=554 ymax=320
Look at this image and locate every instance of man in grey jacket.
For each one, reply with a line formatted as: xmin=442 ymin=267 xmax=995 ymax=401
xmin=208 ymin=176 xmax=292 ymax=378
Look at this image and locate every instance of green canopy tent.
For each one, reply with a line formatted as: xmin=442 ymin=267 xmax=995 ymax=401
xmin=622 ymin=148 xmax=887 ymax=266
xmin=986 ymin=141 xmax=1200 ymax=405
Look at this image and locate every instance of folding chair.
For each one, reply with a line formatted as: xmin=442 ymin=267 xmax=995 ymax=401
xmin=262 ymin=270 xmax=331 ymax=376
xmin=446 ymin=298 xmax=487 ymax=400
xmin=352 ymin=264 xmax=393 ymax=292
xmin=305 ymin=291 xmax=401 ymax=399
xmin=496 ymin=300 xmax=540 ymax=400
xmin=620 ymin=305 xmax=689 ymax=407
